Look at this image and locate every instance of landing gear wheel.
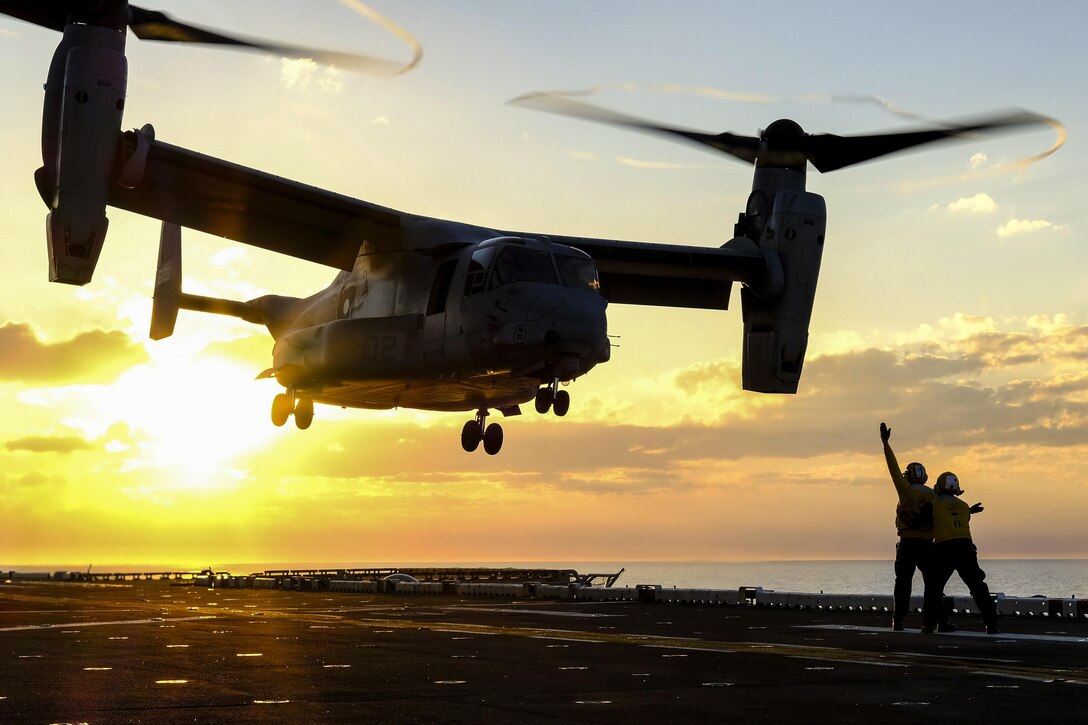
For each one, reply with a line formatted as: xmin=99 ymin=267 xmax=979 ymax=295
xmin=534 ymin=388 xmax=552 ymax=414
xmin=553 ymin=389 xmax=570 ymax=417
xmin=271 ymin=393 xmax=292 ymax=427
xmin=461 ymin=420 xmax=482 ymax=452
xmin=483 ymin=423 xmax=503 ymax=455
xmin=294 ymin=397 xmax=314 ymax=430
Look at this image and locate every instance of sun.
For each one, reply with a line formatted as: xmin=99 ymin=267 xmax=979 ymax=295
xmin=69 ymin=337 xmax=287 ymax=489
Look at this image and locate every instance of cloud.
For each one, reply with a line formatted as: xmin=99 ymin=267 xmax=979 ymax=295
xmin=280 ymin=58 xmax=345 ymax=92
xmin=1 ymin=471 xmax=61 ymax=490
xmin=946 ymin=193 xmax=997 ymax=214
xmin=5 ymin=435 xmax=94 ymax=454
xmin=226 ymin=312 xmax=1088 ymax=505
xmin=969 ymin=152 xmax=988 ymax=169
xmin=6 ymin=308 xmax=1083 ymax=561
xmin=651 ymin=84 xmax=778 ymax=104
xmin=209 ymin=247 xmax=247 ymax=267
xmin=996 ymin=218 xmax=1058 ymax=237
xmin=0 ymin=323 xmax=148 ymax=384
xmin=616 ymin=156 xmax=711 ymax=171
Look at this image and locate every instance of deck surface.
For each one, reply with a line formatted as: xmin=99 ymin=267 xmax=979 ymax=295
xmin=1 ymin=580 xmax=1085 ymax=723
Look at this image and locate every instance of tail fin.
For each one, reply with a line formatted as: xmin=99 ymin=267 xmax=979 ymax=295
xmin=149 ymin=222 xmax=264 ymax=340
xmin=150 ymin=222 xmax=183 ymax=340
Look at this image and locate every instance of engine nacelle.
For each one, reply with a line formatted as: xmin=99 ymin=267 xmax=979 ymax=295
xmin=43 ymin=24 xmax=128 ymax=285
xmin=741 ymin=190 xmax=826 ymax=393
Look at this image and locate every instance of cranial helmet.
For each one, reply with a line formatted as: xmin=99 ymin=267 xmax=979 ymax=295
xmin=935 ymin=472 xmax=963 ymax=496
xmin=904 ymin=462 xmax=928 ymax=485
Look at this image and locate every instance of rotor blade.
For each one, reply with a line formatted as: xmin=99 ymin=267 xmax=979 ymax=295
xmin=128 ymin=5 xmax=413 ymax=76
xmin=0 ymin=2 xmax=418 ymax=76
xmin=803 ymin=110 xmax=1056 ymax=173
xmin=0 ymin=0 xmax=72 ymax=31
xmin=509 ymin=91 xmax=761 ymax=165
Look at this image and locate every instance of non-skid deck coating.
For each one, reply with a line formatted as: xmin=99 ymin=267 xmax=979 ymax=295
xmin=1 ymin=580 xmax=1085 ymax=723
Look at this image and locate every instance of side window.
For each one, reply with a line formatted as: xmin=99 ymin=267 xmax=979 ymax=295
xmin=427 ymin=260 xmax=458 ymax=315
xmin=464 ymin=247 xmax=495 ymax=296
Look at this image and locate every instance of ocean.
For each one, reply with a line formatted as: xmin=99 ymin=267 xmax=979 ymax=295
xmin=10 ymin=559 xmax=1086 ymax=599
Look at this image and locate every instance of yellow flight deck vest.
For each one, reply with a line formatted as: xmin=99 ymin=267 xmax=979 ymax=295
xmin=883 ymin=442 xmax=935 ymax=538
xmin=933 ymin=495 xmax=973 ymax=543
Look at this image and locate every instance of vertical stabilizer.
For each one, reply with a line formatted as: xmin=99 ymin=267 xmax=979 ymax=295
xmin=150 ymin=222 xmax=182 ymax=340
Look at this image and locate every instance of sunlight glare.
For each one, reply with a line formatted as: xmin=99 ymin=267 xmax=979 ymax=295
xmin=41 ymin=339 xmax=286 ymax=490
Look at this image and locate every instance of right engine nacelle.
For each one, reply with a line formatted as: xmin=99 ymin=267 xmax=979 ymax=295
xmin=741 ymin=190 xmax=827 ymax=394
xmin=41 ymin=24 xmax=128 ymax=285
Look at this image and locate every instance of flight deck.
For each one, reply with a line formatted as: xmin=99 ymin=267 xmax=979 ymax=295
xmin=2 ymin=575 xmax=1086 ymax=723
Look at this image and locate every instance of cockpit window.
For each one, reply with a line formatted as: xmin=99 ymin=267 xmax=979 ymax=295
xmin=464 ymin=246 xmax=496 ymax=296
xmin=556 ymin=254 xmax=601 ymax=292
xmin=489 ymin=247 xmax=557 ymax=289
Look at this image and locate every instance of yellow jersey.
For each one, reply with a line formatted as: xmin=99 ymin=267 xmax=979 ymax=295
xmin=932 ymin=495 xmax=973 ymax=543
xmin=883 ymin=442 xmax=935 ymax=538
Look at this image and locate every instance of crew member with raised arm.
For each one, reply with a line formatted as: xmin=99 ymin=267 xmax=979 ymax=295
xmin=880 ymin=422 xmax=945 ymax=631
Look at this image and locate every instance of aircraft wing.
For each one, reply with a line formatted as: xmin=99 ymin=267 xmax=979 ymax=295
xmin=108 ymin=137 xmax=406 ymax=271
xmin=540 ymin=236 xmax=769 ymax=310
xmin=106 ymin=134 xmax=771 ymax=310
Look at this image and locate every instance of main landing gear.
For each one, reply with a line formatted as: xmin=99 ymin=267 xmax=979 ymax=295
xmin=271 ymin=390 xmax=314 ymax=430
xmin=534 ymin=379 xmax=570 ymax=417
xmin=461 ymin=409 xmax=503 ymax=455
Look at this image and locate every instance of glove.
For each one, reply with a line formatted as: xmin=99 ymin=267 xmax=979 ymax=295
xmin=969 ymin=502 xmax=984 ymax=514
xmin=879 ymin=422 xmax=891 ymax=443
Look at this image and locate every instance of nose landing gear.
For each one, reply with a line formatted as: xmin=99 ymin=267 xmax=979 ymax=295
xmin=534 ymin=379 xmax=570 ymax=417
xmin=271 ymin=390 xmax=315 ymax=430
xmin=461 ymin=409 xmax=503 ymax=455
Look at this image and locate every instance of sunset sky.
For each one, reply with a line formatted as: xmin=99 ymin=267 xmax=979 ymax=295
xmin=1 ymin=1 xmax=1085 ymax=567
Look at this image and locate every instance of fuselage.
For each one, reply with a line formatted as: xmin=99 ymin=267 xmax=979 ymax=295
xmin=263 ymin=235 xmax=610 ymax=413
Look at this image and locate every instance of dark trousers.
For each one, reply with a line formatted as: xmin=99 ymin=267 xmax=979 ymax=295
xmin=923 ymin=538 xmax=997 ymax=628
xmin=894 ymin=537 xmax=934 ymax=624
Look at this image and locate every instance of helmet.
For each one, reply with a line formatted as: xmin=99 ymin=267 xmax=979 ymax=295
xmin=935 ymin=472 xmax=963 ymax=496
xmin=903 ymin=462 xmax=928 ymax=485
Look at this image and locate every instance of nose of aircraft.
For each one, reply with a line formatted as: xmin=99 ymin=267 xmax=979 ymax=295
xmin=539 ymin=293 xmax=610 ymax=369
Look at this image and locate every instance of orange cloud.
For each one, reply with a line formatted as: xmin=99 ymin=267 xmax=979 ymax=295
xmin=0 ymin=323 xmax=147 ymax=384
xmin=5 ymin=435 xmax=94 ymax=454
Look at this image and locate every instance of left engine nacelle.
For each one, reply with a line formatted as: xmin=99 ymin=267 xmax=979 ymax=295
xmin=41 ymin=24 xmax=128 ymax=285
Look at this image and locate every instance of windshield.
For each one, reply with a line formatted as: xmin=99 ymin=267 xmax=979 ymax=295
xmin=489 ymin=246 xmax=557 ymax=288
xmin=556 ymin=254 xmax=600 ymax=292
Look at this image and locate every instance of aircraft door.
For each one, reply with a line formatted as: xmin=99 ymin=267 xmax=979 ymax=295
xmin=424 ymin=259 xmax=458 ymax=356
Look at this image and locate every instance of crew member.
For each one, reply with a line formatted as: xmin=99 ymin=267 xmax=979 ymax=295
xmin=922 ymin=472 xmax=1000 ymax=634
xmin=880 ymin=422 xmax=943 ymax=631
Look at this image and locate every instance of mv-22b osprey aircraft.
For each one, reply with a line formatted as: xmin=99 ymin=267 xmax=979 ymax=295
xmin=3 ymin=1 xmax=1058 ymax=454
